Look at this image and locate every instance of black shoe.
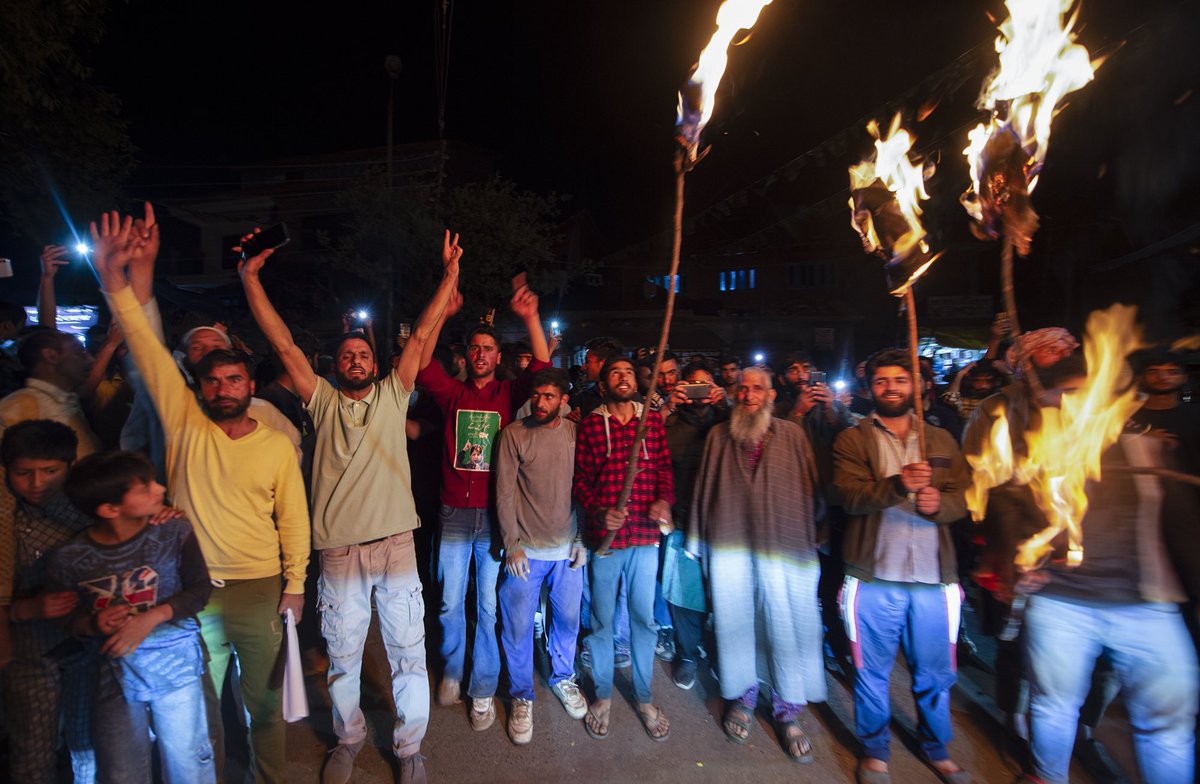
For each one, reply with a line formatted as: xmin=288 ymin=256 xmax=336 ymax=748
xmin=655 ymin=628 xmax=676 ymax=661
xmin=673 ymin=658 xmax=697 ymax=690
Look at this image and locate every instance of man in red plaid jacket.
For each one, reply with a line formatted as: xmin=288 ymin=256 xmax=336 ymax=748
xmin=573 ymin=355 xmax=674 ymax=742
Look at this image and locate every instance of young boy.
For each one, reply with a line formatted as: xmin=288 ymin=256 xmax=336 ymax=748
xmin=1 ymin=419 xmax=96 ymax=784
xmin=48 ymin=451 xmax=215 ymax=784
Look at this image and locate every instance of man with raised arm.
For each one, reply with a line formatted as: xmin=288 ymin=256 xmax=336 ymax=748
xmin=90 ymin=212 xmax=309 ymax=784
xmin=239 ymin=228 xmax=464 ymax=784
xmin=415 ymin=269 xmax=551 ymax=731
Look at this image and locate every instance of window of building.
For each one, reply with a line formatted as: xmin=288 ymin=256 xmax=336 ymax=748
xmin=787 ymin=261 xmax=835 ymax=288
xmin=719 ymin=268 xmax=756 ymax=292
xmin=647 ymin=274 xmax=682 ymax=293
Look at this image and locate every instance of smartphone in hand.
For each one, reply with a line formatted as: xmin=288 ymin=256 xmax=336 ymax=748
xmin=240 ymin=223 xmax=290 ymax=259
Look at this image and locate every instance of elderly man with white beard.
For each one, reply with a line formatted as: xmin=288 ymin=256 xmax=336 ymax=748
xmin=687 ymin=366 xmax=827 ymax=763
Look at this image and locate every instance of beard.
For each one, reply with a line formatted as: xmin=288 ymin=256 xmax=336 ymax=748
xmin=202 ymin=393 xmax=251 ymax=422
xmin=335 ymin=370 xmax=374 ymax=391
xmin=531 ymin=407 xmax=558 ymax=425
xmin=872 ymin=392 xmax=914 ymax=418
xmin=604 ymin=385 xmax=636 ymax=403
xmin=729 ymin=402 xmax=773 ymax=445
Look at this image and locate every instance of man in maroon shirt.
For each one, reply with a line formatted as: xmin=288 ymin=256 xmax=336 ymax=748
xmin=573 ymin=356 xmax=674 ymax=742
xmin=415 ymin=275 xmax=550 ymax=731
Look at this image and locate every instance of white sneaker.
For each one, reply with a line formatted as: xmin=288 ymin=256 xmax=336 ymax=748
xmin=551 ymin=677 xmax=588 ymax=720
xmin=508 ymin=698 xmax=533 ymax=745
xmin=470 ymin=696 xmax=496 ymax=731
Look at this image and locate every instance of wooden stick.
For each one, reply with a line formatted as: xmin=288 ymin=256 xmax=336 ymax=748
xmin=1001 ymin=234 xmax=1044 ymax=398
xmin=904 ymin=286 xmax=927 ymax=459
xmin=594 ymin=149 xmax=688 ymax=556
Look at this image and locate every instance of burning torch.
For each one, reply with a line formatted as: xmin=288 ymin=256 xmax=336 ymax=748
xmin=596 ymin=0 xmax=774 ymax=557
xmin=849 ymin=113 xmax=942 ymax=457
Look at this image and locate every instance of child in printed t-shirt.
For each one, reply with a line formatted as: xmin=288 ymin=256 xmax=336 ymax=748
xmin=1 ymin=420 xmax=96 ymax=784
xmin=48 ymin=451 xmax=216 ymax=784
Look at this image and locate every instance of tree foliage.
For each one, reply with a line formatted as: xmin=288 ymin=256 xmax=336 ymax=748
xmin=324 ymin=173 xmax=573 ymax=335
xmin=0 ymin=0 xmax=134 ymax=241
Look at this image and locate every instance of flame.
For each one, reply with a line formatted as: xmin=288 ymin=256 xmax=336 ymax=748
xmin=677 ymin=0 xmax=774 ymax=152
xmin=965 ymin=404 xmax=1014 ymax=520
xmin=963 ymin=0 xmax=1103 ymax=200
xmin=848 ymin=114 xmax=939 ymax=293
xmin=966 ymin=304 xmax=1144 ymax=570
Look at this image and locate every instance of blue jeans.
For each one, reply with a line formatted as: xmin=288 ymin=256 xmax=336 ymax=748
xmin=436 ymin=504 xmax=502 ymax=698
xmin=587 ymin=544 xmax=659 ymax=703
xmin=840 ymin=578 xmax=961 ymax=762
xmin=92 ymin=664 xmax=214 ymax=784
xmin=319 ymin=532 xmax=428 ymax=757
xmin=1025 ymin=594 xmax=1198 ymax=784
xmin=580 ymin=564 xmax=631 ymax=647
xmin=499 ymin=557 xmax=583 ymax=700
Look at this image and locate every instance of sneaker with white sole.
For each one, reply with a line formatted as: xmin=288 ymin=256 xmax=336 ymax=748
xmin=508 ymin=698 xmax=533 ymax=745
xmin=655 ymin=627 xmax=676 ymax=661
xmin=470 ymin=696 xmax=496 ymax=731
xmin=550 ymin=677 xmax=588 ymax=720
xmin=673 ymin=658 xmax=697 ymax=690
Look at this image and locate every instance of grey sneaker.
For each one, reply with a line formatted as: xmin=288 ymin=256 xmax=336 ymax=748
xmin=550 ymin=677 xmax=588 ymax=719
xmin=470 ymin=696 xmax=496 ymax=731
xmin=508 ymin=698 xmax=533 ymax=745
xmin=655 ymin=628 xmax=676 ymax=661
xmin=397 ymin=753 xmax=427 ymax=784
xmin=321 ymin=741 xmax=363 ymax=784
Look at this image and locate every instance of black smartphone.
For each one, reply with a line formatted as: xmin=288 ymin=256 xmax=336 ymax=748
xmin=240 ymin=223 xmax=290 ymax=259
xmin=808 ymin=371 xmax=827 ymax=385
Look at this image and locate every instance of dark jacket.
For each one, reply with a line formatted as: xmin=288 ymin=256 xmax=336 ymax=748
xmin=833 ymin=417 xmax=970 ymax=584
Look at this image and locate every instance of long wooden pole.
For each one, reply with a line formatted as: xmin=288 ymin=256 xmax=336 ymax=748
xmin=594 ymin=149 xmax=688 ymax=556
xmin=1001 ymin=235 xmax=1044 ymax=397
xmin=904 ymin=286 xmax=926 ymax=458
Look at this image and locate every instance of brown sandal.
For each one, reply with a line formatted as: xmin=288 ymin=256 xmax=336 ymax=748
xmin=636 ymin=703 xmax=670 ymax=742
xmin=779 ymin=718 xmax=813 ymax=763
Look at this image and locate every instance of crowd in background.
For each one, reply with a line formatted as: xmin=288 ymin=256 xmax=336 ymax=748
xmin=0 ymin=207 xmax=1196 ymax=784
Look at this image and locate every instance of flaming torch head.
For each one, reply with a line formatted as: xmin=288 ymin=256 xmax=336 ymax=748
xmin=848 ymin=114 xmax=942 ymax=296
xmin=675 ymin=0 xmax=775 ymax=161
xmin=962 ymin=0 xmax=1102 ymax=253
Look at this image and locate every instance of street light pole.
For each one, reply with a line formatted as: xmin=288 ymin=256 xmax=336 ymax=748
xmin=384 ymin=55 xmax=402 ymax=350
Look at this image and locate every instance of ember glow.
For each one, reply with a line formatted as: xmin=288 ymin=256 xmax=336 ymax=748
xmin=961 ymin=0 xmax=1103 ymax=249
xmin=848 ymin=114 xmax=941 ymax=296
xmin=676 ymin=0 xmax=774 ymax=157
xmin=965 ymin=304 xmax=1144 ymax=569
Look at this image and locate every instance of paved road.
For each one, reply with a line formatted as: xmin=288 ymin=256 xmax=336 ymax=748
xmin=259 ymin=605 xmax=1122 ymax=783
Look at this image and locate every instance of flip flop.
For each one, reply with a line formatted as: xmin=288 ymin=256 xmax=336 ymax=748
xmin=637 ymin=703 xmax=670 ymax=742
xmin=584 ymin=704 xmax=609 ymax=740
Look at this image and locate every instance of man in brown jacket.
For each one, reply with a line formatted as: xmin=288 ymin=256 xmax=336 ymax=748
xmin=833 ymin=349 xmax=971 ymax=784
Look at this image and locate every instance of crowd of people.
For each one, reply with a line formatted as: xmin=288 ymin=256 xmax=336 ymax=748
xmin=0 ymin=204 xmax=1196 ymax=784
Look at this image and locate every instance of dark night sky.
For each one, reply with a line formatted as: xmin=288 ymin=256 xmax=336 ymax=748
xmin=88 ymin=1 xmax=998 ymax=243
xmin=88 ymin=0 xmax=1196 ymax=254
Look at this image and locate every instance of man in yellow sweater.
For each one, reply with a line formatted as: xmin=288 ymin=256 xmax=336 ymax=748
xmin=91 ymin=210 xmax=310 ymax=784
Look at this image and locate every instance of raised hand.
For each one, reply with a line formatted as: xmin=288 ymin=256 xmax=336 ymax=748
xmin=40 ymin=245 xmax=69 ymax=279
xmin=90 ymin=211 xmax=139 ymax=290
xmin=234 ymin=228 xmax=275 ymax=278
xmin=130 ymin=201 xmax=160 ymax=264
xmin=511 ymin=285 xmax=540 ymax=322
xmin=442 ymin=229 xmax=463 ymax=276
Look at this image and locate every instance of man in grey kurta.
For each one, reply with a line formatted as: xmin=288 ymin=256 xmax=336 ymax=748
xmin=688 ymin=366 xmax=826 ymax=762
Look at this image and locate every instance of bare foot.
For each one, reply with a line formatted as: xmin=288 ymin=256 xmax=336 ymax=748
xmin=861 ymin=758 xmax=889 ymax=773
